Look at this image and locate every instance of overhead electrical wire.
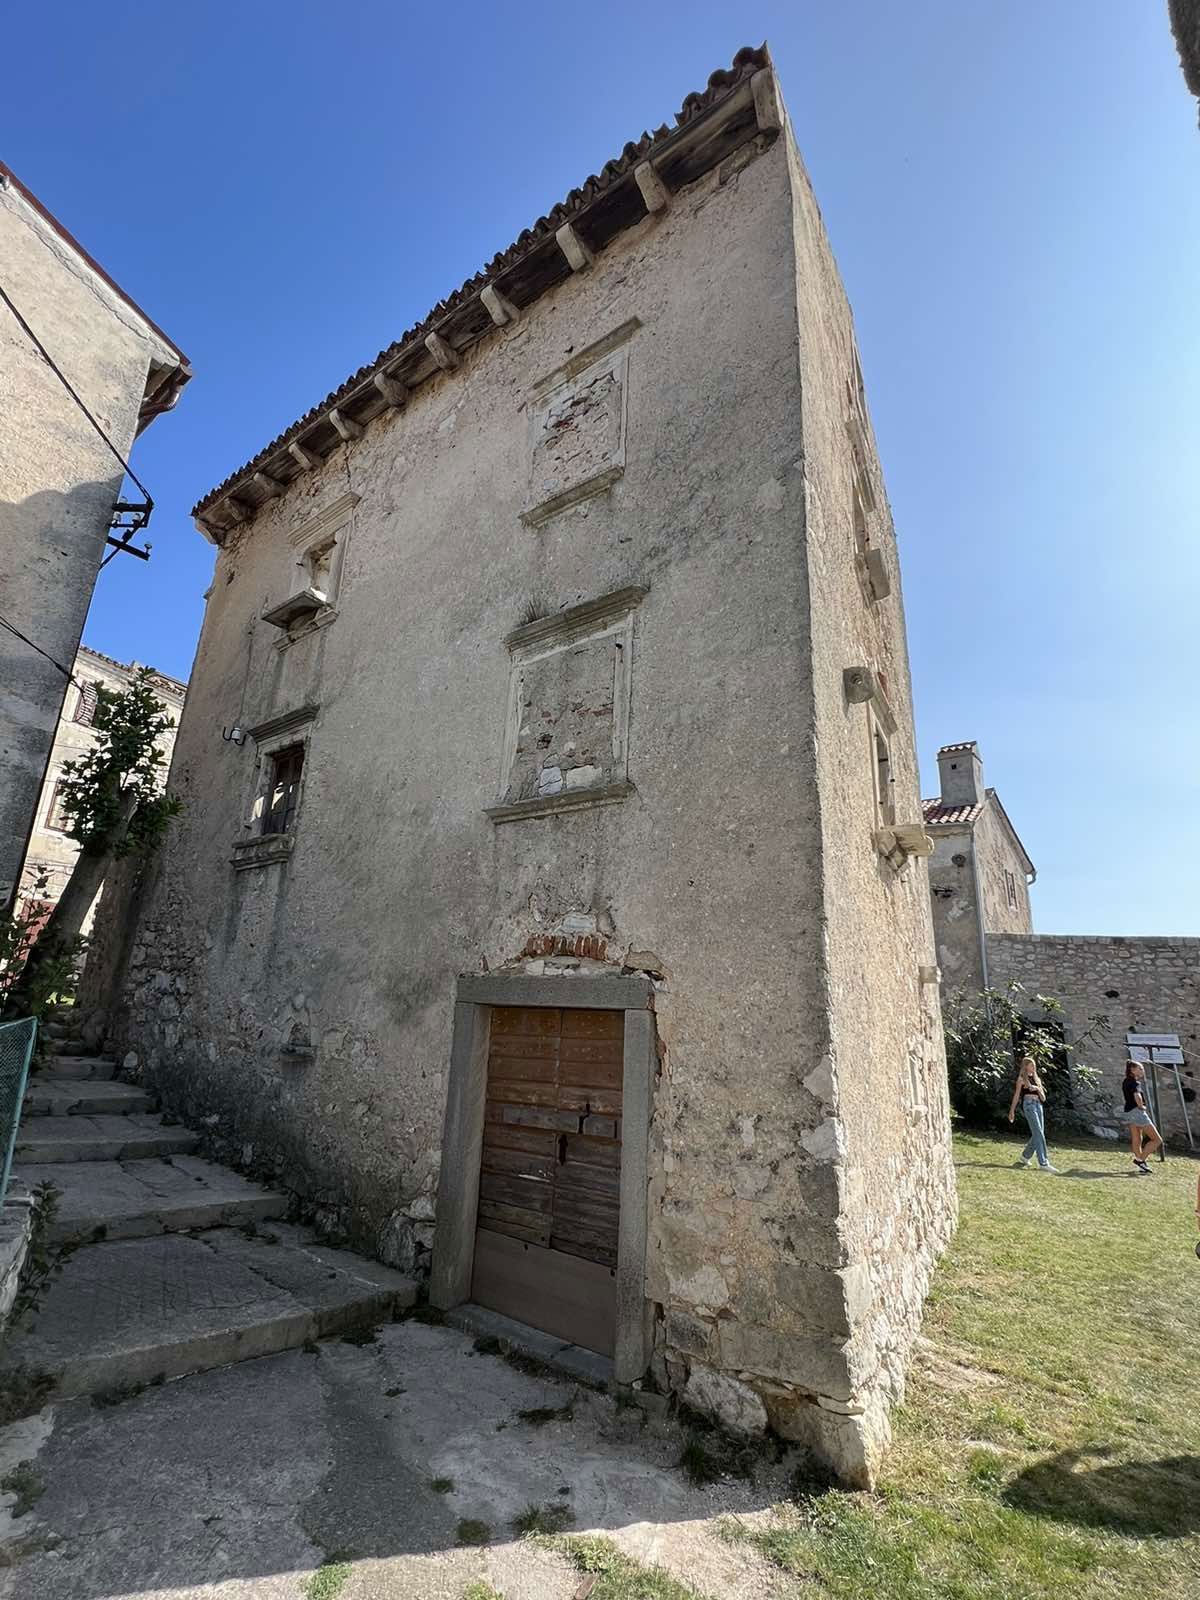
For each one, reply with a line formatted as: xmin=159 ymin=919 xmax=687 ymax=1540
xmin=0 ymin=279 xmax=153 ymax=506
xmin=0 ymin=613 xmax=79 ymax=685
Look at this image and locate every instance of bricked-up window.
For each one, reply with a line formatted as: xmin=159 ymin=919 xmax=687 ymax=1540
xmin=262 ymin=745 xmax=304 ymax=835
xmin=1004 ymin=868 xmax=1018 ymax=909
xmin=72 ymin=682 xmax=99 ymax=726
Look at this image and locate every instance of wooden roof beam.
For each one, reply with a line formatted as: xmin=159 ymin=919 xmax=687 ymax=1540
xmin=555 ymin=222 xmax=594 ymax=272
xmin=328 ymin=407 xmax=363 ymax=442
xmin=480 ymin=284 xmax=521 ymax=327
xmin=288 ymin=440 xmax=321 ymax=472
xmin=424 ymin=332 xmax=459 ymax=371
xmin=634 ymin=162 xmax=670 ymax=214
xmin=373 ymin=371 xmax=408 ymax=408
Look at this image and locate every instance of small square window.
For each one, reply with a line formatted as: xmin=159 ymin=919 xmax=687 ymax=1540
xmin=262 ymin=744 xmax=304 ymax=835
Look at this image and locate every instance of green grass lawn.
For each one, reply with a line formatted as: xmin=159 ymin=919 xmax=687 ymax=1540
xmin=724 ymin=1130 xmax=1200 ymax=1599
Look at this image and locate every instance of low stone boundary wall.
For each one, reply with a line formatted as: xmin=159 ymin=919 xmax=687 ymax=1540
xmin=986 ymin=933 xmax=1200 ymax=1142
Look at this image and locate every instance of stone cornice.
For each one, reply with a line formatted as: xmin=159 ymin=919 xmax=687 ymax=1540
xmin=192 ymin=46 xmax=778 ymax=542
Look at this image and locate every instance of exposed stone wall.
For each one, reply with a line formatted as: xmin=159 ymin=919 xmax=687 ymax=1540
xmin=98 ymin=95 xmax=952 ymax=1484
xmin=776 ymin=110 xmax=956 ymax=1483
xmin=987 ymin=933 xmax=1200 ymax=1141
xmin=0 ymin=182 xmax=179 ymax=904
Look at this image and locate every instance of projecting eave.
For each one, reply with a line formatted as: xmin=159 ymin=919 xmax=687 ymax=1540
xmin=191 ymin=43 xmax=783 ymax=546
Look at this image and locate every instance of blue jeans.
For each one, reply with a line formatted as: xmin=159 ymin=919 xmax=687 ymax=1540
xmin=1021 ymin=1099 xmax=1050 ymax=1167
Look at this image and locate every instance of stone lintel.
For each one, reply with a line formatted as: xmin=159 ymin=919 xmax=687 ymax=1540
xmin=425 ymin=332 xmax=459 ymax=371
xmin=288 ymin=440 xmax=322 ymax=472
xmin=480 ymin=284 xmax=521 ymax=327
xmin=223 ymin=496 xmax=249 ymax=525
xmin=373 ymin=372 xmax=407 ymax=408
xmin=253 ymin=471 xmax=283 ymax=498
xmin=751 ymin=68 xmax=782 ymax=133
xmin=457 ymin=972 xmax=654 ymax=1011
xmin=328 ymin=408 xmax=363 ymax=442
xmin=555 ymin=222 xmax=594 ymax=272
xmin=634 ymin=161 xmax=670 ymax=214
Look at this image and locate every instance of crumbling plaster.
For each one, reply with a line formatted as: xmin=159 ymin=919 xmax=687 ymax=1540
xmin=99 ymin=92 xmax=953 ymax=1485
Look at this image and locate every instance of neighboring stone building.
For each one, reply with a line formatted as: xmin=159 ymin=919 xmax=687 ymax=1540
xmin=925 ymin=740 xmax=1198 ymax=1143
xmin=0 ymin=161 xmax=189 ymax=909
xmin=94 ymin=48 xmax=955 ymax=1483
xmin=923 ymin=741 xmax=1036 ymax=996
xmin=16 ymin=644 xmax=185 ymax=932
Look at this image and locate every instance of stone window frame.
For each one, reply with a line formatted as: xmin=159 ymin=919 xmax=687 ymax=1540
xmin=273 ymin=491 xmax=360 ymax=652
xmin=429 ymin=971 xmax=658 ymax=1385
xmin=485 ymin=585 xmax=646 ymax=825
xmin=230 ymin=704 xmax=319 ymax=871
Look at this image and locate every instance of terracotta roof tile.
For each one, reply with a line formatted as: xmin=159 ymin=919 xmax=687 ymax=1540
xmin=922 ymin=796 xmax=985 ymax=826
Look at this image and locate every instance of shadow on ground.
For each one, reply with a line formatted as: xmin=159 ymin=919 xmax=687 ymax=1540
xmin=0 ymin=1318 xmax=794 ymax=1600
xmin=1003 ymin=1448 xmax=1200 ymax=1538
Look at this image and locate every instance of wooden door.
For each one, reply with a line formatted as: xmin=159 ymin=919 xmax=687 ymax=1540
xmin=471 ymin=1005 xmax=623 ymax=1356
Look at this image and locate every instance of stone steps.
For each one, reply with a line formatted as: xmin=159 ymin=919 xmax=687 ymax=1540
xmin=23 ymin=1079 xmax=153 ymax=1118
xmin=13 ymin=1156 xmax=288 ymax=1245
xmin=14 ymin=1114 xmax=199 ymax=1164
xmin=38 ymin=1055 xmax=117 ymax=1081
xmin=1 ymin=1224 xmax=417 ymax=1398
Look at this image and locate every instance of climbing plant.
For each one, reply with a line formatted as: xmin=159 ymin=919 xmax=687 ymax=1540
xmin=1 ymin=671 xmax=181 ymax=1022
xmin=943 ymin=981 xmax=1108 ymax=1127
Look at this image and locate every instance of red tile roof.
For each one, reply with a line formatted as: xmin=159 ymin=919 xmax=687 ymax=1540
xmin=922 ymin=797 xmax=985 ymax=826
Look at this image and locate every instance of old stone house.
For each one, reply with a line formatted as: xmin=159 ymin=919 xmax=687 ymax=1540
xmin=925 ymin=739 xmax=1198 ymax=1143
xmin=0 ymin=161 xmax=189 ymax=908
xmin=95 ymin=48 xmax=955 ymax=1484
xmin=16 ymin=643 xmax=185 ymax=932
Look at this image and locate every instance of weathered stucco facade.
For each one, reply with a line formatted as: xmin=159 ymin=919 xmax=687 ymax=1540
xmin=96 ymin=49 xmax=954 ymax=1484
xmin=0 ymin=163 xmax=189 ymax=906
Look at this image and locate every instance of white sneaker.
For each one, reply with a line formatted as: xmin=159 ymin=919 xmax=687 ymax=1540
xmin=1013 ymin=1159 xmax=1030 ymax=1169
xmin=1037 ymin=1164 xmax=1060 ymax=1174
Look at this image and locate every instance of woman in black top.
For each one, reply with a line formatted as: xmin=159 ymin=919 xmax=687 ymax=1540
xmin=1122 ymin=1061 xmax=1162 ymax=1174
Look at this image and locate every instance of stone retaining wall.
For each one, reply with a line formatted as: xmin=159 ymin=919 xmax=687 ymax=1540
xmin=987 ymin=933 xmax=1200 ymax=1142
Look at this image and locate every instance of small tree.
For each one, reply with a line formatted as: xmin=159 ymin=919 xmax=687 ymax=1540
xmin=943 ymin=981 xmax=1108 ymax=1127
xmin=1 ymin=671 xmax=181 ymax=1022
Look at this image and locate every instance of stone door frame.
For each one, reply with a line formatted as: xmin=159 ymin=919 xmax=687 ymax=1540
xmin=429 ymin=972 xmax=657 ymax=1383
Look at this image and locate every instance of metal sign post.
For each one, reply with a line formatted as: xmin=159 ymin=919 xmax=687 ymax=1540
xmin=1127 ymin=1033 xmax=1196 ymax=1153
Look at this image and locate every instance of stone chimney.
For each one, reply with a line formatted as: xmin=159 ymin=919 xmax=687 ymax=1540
xmin=937 ymin=741 xmax=984 ymax=807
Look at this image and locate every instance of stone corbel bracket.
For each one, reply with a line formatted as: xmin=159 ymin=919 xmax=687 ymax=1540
xmin=842 ymin=665 xmax=896 ymax=734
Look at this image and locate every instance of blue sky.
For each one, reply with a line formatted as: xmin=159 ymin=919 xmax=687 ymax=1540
xmin=5 ymin=3 xmax=1197 ymax=934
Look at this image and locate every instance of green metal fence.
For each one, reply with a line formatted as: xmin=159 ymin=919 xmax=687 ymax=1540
xmin=0 ymin=1017 xmax=35 ymax=1204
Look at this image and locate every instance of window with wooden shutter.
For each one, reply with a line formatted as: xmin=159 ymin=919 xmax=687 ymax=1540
xmin=73 ymin=683 xmax=99 ymax=726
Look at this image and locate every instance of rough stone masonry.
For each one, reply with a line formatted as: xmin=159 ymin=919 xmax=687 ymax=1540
xmin=87 ymin=46 xmax=956 ymax=1486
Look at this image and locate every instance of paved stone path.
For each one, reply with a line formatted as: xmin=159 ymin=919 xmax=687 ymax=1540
xmin=0 ymin=1319 xmax=791 ymax=1599
xmin=2 ymin=1018 xmax=416 ymax=1401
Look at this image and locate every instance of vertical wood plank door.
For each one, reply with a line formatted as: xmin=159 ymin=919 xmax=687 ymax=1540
xmin=471 ymin=1005 xmax=623 ymax=1356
